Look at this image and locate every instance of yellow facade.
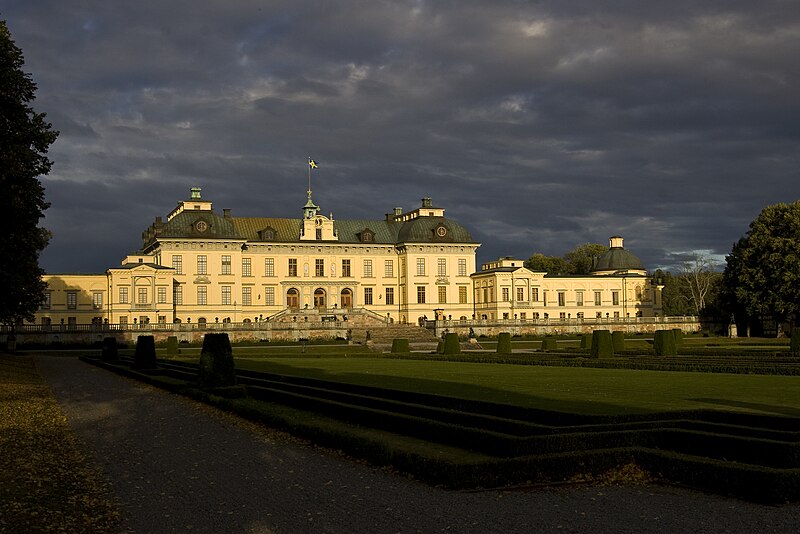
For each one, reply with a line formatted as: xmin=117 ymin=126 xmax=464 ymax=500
xmin=37 ymin=189 xmax=478 ymax=327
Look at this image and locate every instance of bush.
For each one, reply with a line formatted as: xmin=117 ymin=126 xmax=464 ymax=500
xmin=612 ymin=331 xmax=625 ymax=353
xmin=443 ymin=333 xmax=461 ymax=355
xmin=791 ymin=329 xmax=800 ymax=356
xmin=496 ymin=333 xmax=512 ymax=354
xmin=541 ymin=338 xmax=558 ymax=351
xmin=133 ymin=336 xmax=157 ymax=369
xmin=101 ymin=337 xmax=118 ymax=362
xmin=198 ymin=333 xmax=236 ymax=388
xmin=654 ymin=330 xmax=678 ymax=356
xmin=166 ymin=336 xmax=179 ymax=356
xmin=580 ymin=335 xmax=592 ymax=350
xmin=391 ymin=338 xmax=410 ymax=353
xmin=590 ymin=330 xmax=613 ymax=358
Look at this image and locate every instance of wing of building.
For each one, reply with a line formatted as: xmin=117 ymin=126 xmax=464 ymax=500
xmin=33 ymin=189 xmax=663 ymax=331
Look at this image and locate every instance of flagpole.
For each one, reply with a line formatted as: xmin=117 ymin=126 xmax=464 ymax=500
xmin=307 ymin=156 xmax=312 ymax=199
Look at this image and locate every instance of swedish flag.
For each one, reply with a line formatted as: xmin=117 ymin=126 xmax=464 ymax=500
xmin=308 ymin=158 xmax=318 ymax=169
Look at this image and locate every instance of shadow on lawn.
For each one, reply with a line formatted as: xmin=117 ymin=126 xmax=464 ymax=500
xmin=689 ymin=398 xmax=800 ymax=417
xmin=248 ymin=360 xmax=655 ymax=420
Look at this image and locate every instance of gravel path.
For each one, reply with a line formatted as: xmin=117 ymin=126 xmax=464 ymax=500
xmin=35 ymin=355 xmax=800 ymax=533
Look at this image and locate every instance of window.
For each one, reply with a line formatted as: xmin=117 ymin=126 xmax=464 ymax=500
xmin=119 ymin=316 xmax=128 ymax=327
xmin=288 ymin=258 xmax=297 ymax=277
xmin=265 ymin=258 xmax=275 ymax=277
xmin=197 ymin=255 xmax=207 ymax=275
xmin=517 ymin=287 xmax=524 ymax=302
xmin=459 ymin=286 xmax=467 ymax=304
xmin=416 ymin=258 xmax=426 ymax=276
xmin=67 ymin=291 xmax=77 ymax=310
xmin=385 ymin=287 xmax=394 ymax=305
xmin=612 ymin=291 xmax=620 ymax=306
xmin=559 ymin=312 xmax=566 ymax=319
xmin=577 ymin=312 xmax=584 ymax=319
xmin=502 ymin=288 xmax=510 ymax=301
xmin=531 ymin=288 xmax=539 ymax=302
xmin=364 ymin=287 xmax=373 ymax=305
xmin=242 ymin=287 xmax=252 ymax=306
xmin=172 ymin=255 xmax=183 ymax=274
xmin=158 ymin=316 xmax=167 ymax=324
xmin=157 ymin=287 xmax=167 ymax=304
xmin=315 ymin=259 xmax=325 ymax=277
xmin=138 ymin=287 xmax=148 ymax=304
xmin=363 ymin=259 xmax=373 ymax=277
xmin=265 ymin=287 xmax=275 ymax=306
xmin=384 ymin=260 xmax=394 ymax=277
xmin=197 ymin=286 xmax=207 ymax=305
xmin=342 ymin=259 xmax=351 ymax=277
xmin=316 ymin=228 xmax=322 ymax=240
xmin=93 ymin=292 xmax=103 ymax=309
xmin=221 ymin=255 xmax=231 ymax=275
xmin=41 ymin=292 xmax=51 ymax=309
xmin=542 ymin=290 xmax=547 ymax=306
xmin=173 ymin=285 xmax=182 ymax=305
xmin=221 ymin=285 xmax=231 ymax=305
xmin=437 ymin=258 xmax=447 ymax=276
xmin=614 ymin=311 xmax=620 ymax=318
xmin=576 ymin=291 xmax=584 ymax=307
xmin=417 ymin=286 xmax=426 ymax=304
xmin=594 ymin=291 xmax=602 ymax=306
xmin=242 ymin=258 xmax=251 ymax=277
xmin=458 ymin=258 xmax=467 ymax=277
xmin=438 ymin=286 xmax=447 ymax=304
xmin=558 ymin=291 xmax=566 ymax=306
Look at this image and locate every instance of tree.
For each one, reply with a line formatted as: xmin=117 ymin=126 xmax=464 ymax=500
xmin=563 ymin=243 xmax=607 ymax=275
xmin=723 ymin=201 xmax=800 ymax=328
xmin=0 ymin=21 xmax=58 ymax=326
xmin=524 ymin=243 xmax=606 ymax=275
xmin=524 ymin=253 xmax=570 ymax=274
xmin=677 ymin=256 xmax=722 ymax=316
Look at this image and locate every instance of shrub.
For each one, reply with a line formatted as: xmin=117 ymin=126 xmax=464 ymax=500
xmin=436 ymin=341 xmax=444 ymax=354
xmin=612 ymin=331 xmax=625 ymax=353
xmin=133 ymin=336 xmax=157 ymax=369
xmin=443 ymin=333 xmax=461 ymax=355
xmin=654 ymin=330 xmax=678 ymax=356
xmin=590 ymin=330 xmax=613 ymax=358
xmin=496 ymin=333 xmax=512 ymax=354
xmin=580 ymin=335 xmax=592 ymax=350
xmin=391 ymin=338 xmax=410 ymax=353
xmin=541 ymin=338 xmax=558 ymax=351
xmin=198 ymin=333 xmax=236 ymax=388
xmin=101 ymin=337 xmax=118 ymax=362
xmin=791 ymin=329 xmax=800 ymax=356
xmin=166 ymin=336 xmax=179 ymax=356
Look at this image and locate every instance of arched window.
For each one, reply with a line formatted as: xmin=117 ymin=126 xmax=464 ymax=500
xmin=340 ymin=288 xmax=353 ymax=308
xmin=314 ymin=288 xmax=326 ymax=309
xmin=286 ymin=288 xmax=299 ymax=309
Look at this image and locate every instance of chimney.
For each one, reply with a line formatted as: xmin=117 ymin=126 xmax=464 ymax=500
xmin=394 ymin=207 xmax=403 ymax=215
xmin=609 ymin=236 xmax=624 ymax=248
xmin=223 ymin=208 xmax=231 ymax=218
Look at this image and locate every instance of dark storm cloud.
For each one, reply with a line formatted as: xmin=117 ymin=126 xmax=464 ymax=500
xmin=4 ymin=0 xmax=800 ymax=273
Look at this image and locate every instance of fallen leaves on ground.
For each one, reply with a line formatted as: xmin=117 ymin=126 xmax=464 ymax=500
xmin=0 ymin=355 xmax=124 ymax=533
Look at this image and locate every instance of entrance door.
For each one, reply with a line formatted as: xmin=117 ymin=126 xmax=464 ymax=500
xmin=340 ymin=288 xmax=352 ymax=308
xmin=314 ymin=288 xmax=326 ymax=309
xmin=286 ymin=288 xmax=299 ymax=309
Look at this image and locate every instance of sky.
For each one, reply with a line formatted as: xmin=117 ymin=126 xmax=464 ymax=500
xmin=4 ymin=1 xmax=800 ymax=274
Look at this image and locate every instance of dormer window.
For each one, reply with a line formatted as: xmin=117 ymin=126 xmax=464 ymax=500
xmin=359 ymin=229 xmax=375 ymax=243
xmin=258 ymin=226 xmax=277 ymax=241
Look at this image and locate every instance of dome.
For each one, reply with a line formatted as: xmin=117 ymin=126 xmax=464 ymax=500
xmin=396 ymin=216 xmax=475 ymax=243
xmin=591 ymin=236 xmax=645 ymax=274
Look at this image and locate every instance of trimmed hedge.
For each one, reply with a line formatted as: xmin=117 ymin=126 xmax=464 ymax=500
xmin=580 ymin=334 xmax=592 ymax=350
xmin=791 ymin=329 xmax=800 ymax=356
xmin=541 ymin=338 xmax=558 ymax=351
xmin=133 ymin=335 xmax=157 ymax=369
xmin=391 ymin=338 xmax=410 ymax=353
xmin=672 ymin=329 xmax=684 ymax=349
xmin=166 ymin=336 xmax=179 ymax=356
xmin=443 ymin=333 xmax=461 ymax=355
xmin=198 ymin=333 xmax=236 ymax=388
xmin=496 ymin=333 xmax=512 ymax=354
xmin=654 ymin=330 xmax=678 ymax=357
xmin=590 ymin=330 xmax=613 ymax=358
xmin=101 ymin=337 xmax=118 ymax=362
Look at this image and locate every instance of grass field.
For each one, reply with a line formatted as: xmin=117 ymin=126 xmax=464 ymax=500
xmin=234 ymin=357 xmax=800 ymax=417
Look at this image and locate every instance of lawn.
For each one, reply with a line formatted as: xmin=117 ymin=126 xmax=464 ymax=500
xmin=236 ymin=357 xmax=800 ymax=417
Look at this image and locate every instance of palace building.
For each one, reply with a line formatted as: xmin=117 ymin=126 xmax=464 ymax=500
xmin=34 ymin=189 xmax=662 ymax=332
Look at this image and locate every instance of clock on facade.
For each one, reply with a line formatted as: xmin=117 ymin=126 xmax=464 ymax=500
xmin=436 ymin=225 xmax=447 ymax=237
xmin=195 ymin=221 xmax=208 ymax=232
